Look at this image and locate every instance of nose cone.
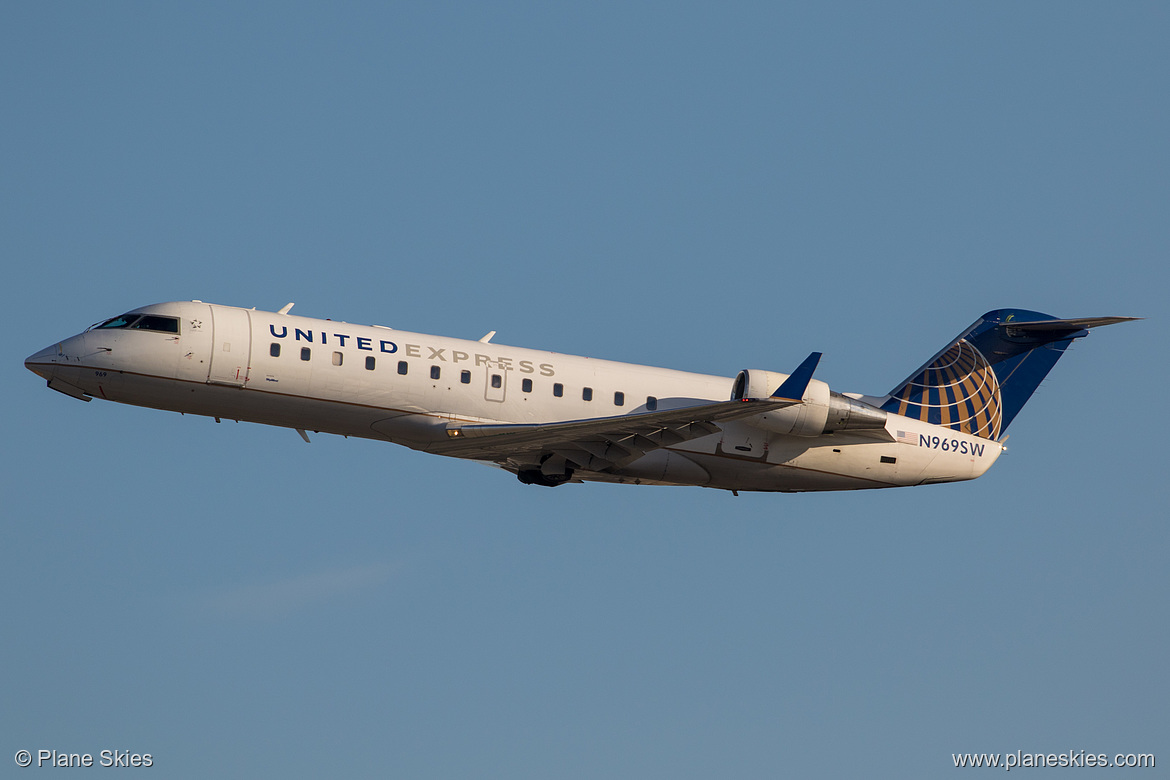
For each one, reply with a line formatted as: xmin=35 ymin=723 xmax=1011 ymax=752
xmin=25 ymin=344 xmax=60 ymax=379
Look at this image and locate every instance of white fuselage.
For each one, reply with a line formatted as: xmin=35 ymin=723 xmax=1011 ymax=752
xmin=26 ymin=301 xmax=1003 ymax=492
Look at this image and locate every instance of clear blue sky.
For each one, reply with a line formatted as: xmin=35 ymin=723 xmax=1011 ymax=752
xmin=3 ymin=3 xmax=1166 ymax=777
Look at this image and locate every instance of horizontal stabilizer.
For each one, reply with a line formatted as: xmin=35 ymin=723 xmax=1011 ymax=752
xmin=1000 ymin=316 xmax=1140 ymax=334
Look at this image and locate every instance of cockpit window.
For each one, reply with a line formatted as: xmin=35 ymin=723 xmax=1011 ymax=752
xmin=130 ymin=315 xmax=180 ymax=333
xmin=94 ymin=314 xmax=140 ymax=330
xmin=92 ymin=313 xmax=180 ymax=333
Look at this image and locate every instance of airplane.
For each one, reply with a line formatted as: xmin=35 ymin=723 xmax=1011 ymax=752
xmin=25 ymin=301 xmax=1136 ymax=493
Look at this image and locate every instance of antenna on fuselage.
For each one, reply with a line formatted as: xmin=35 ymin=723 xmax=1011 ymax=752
xmin=278 ymin=302 xmax=295 ymax=315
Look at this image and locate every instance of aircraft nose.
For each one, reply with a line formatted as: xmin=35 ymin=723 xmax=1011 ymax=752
xmin=25 ymin=344 xmax=60 ymax=379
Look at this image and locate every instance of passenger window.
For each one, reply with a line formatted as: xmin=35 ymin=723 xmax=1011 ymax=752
xmin=522 ymin=378 xmax=532 ymax=393
xmin=646 ymin=396 xmax=658 ymax=411
xmin=582 ymin=387 xmax=593 ymax=401
xmin=397 ymin=361 xmax=408 ymax=375
xmin=332 ymin=351 xmax=343 ymax=366
xmin=461 ymin=370 xmax=471 ymax=384
xmin=300 ymin=347 xmax=311 ymax=361
xmin=491 ymin=374 xmax=502 ymax=389
xmin=365 ymin=356 xmax=375 ymax=370
xmin=614 ymin=391 xmax=624 ymax=406
xmin=270 ymin=343 xmax=281 ymax=358
xmin=430 ymin=365 xmax=441 ymax=380
xmin=553 ymin=383 xmax=563 ymax=397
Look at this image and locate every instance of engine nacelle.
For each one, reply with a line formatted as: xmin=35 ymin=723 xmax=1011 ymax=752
xmin=731 ymin=369 xmax=888 ymax=437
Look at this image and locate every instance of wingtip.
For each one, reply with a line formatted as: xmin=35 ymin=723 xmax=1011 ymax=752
xmin=771 ymin=351 xmax=822 ymax=401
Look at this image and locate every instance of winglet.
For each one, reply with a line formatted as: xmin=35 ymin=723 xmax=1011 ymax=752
xmin=278 ymin=302 xmax=295 ymax=315
xmin=772 ymin=352 xmax=822 ymax=401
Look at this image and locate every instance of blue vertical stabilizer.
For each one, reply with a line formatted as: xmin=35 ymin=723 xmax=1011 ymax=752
xmin=880 ymin=311 xmax=1137 ymax=439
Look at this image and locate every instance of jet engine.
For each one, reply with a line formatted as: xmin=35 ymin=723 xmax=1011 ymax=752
xmin=731 ymin=369 xmax=888 ymax=437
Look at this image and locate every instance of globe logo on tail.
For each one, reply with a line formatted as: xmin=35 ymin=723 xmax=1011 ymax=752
xmin=888 ymin=339 xmax=1002 ymax=440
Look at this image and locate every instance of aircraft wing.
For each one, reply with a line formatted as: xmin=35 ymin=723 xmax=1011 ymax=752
xmin=429 ymin=395 xmax=800 ymax=472
xmin=431 ymin=351 xmax=824 ymax=474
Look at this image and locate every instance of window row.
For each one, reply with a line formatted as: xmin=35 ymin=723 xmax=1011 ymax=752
xmin=269 ymin=342 xmax=658 ymax=408
xmin=544 ymin=384 xmax=652 ymax=407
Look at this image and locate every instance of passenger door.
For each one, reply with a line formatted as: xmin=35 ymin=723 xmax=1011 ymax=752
xmin=175 ymin=302 xmax=214 ymax=383
xmin=207 ymin=306 xmax=252 ymax=387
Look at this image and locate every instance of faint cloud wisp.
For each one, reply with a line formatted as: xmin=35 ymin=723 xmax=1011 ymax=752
xmin=194 ymin=562 xmax=398 ymax=621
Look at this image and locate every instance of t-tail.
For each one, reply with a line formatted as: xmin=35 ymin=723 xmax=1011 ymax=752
xmin=879 ymin=310 xmax=1138 ymax=440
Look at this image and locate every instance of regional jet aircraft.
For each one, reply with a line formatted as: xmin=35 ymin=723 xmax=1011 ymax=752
xmin=25 ymin=302 xmax=1135 ymax=492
